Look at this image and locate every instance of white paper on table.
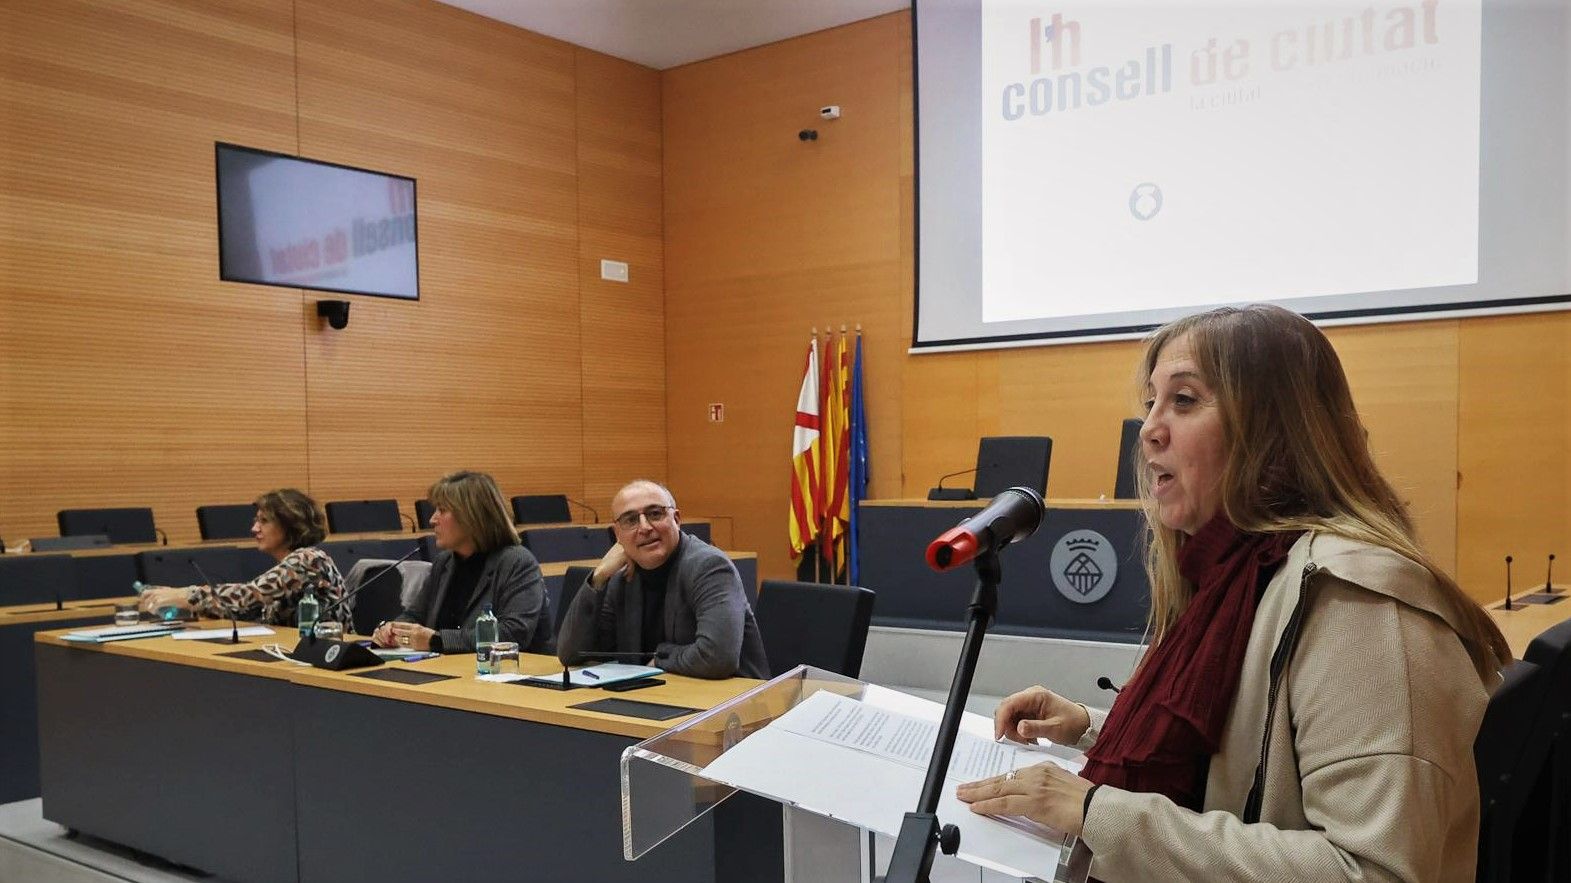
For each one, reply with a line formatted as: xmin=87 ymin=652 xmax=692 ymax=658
xmin=171 ymin=626 xmax=276 ymax=640
xmin=701 ymin=689 xmax=1079 ymax=880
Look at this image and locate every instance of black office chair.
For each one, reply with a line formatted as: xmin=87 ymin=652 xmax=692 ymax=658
xmin=414 ymin=499 xmax=435 ymax=532
xmin=344 ymin=561 xmax=406 ymax=635
xmin=136 ymin=547 xmax=246 ymax=587
xmin=196 ymin=504 xmax=258 ymax=541
xmin=0 ymin=554 xmax=77 ymax=606
xmin=1525 ymin=620 xmax=1571 ymax=882
xmin=974 ymin=436 xmax=1053 ymax=499
xmin=555 ymin=565 xmax=595 ymax=633
xmin=324 ymin=499 xmax=402 ymax=534
xmin=522 ymin=526 xmax=613 ymax=564
xmin=30 ymin=534 xmax=110 ymax=552
xmin=1113 ymin=418 xmax=1144 ymax=500
xmin=1474 ymin=658 xmax=1550 ymax=883
xmin=754 ymin=580 xmax=876 ymax=677
xmin=57 ymin=507 xmax=160 ymax=545
xmin=512 ymin=494 xmax=571 ymax=525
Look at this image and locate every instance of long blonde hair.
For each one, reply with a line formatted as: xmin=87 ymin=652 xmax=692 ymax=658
xmin=1135 ymin=305 xmax=1509 ymax=680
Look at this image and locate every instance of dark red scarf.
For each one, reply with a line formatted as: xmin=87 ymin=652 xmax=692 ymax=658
xmin=1080 ymin=516 xmax=1300 ymax=810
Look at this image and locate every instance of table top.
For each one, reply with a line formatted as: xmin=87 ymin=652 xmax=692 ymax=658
xmin=1486 ymin=588 xmax=1571 ymax=659
xmin=860 ymin=497 xmax=1144 ymax=511
xmin=34 ymin=622 xmax=761 ymax=740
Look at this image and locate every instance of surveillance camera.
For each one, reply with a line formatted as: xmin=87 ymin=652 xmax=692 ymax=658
xmin=798 ymin=129 xmax=818 ymax=141
xmin=819 ymin=105 xmax=841 ymax=120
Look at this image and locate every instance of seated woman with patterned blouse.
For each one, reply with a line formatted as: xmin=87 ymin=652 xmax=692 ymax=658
xmin=137 ymin=489 xmax=347 ymax=626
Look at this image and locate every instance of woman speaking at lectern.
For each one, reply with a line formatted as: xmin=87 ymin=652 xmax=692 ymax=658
xmin=956 ymin=305 xmax=1508 ymax=881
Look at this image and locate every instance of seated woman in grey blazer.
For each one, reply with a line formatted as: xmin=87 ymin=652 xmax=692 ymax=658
xmin=371 ymin=470 xmax=552 ymax=655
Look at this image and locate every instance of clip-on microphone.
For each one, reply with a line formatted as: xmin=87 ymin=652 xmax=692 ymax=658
xmin=1097 ymin=676 xmax=1122 ymax=694
xmin=189 ymin=559 xmax=240 ymax=644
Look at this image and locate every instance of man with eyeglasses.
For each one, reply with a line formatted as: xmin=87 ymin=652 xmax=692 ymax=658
xmin=556 ymin=480 xmax=769 ymax=679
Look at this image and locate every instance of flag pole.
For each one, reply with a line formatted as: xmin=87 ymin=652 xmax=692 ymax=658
xmin=814 ymin=327 xmax=823 ymax=584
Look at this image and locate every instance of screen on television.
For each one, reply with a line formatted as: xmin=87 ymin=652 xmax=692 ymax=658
xmin=215 ymin=143 xmax=419 ymax=300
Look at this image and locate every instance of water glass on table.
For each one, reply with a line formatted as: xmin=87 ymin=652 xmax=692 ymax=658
xmin=488 ymin=641 xmax=520 ymax=676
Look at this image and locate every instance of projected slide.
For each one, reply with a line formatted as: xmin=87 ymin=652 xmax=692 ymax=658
xmin=979 ymin=0 xmax=1480 ymax=324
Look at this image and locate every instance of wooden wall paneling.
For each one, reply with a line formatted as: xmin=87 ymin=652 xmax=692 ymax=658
xmin=295 ymin=0 xmax=584 ymax=517
xmin=991 ymin=341 xmax=1146 ymax=500
xmin=1456 ymin=312 xmax=1571 ymax=603
xmin=575 ymin=48 xmax=667 ymax=512
xmin=663 ymin=14 xmax=907 ymax=580
xmin=1324 ymin=320 xmax=1461 ymax=578
xmin=0 ymin=0 xmax=305 ymax=546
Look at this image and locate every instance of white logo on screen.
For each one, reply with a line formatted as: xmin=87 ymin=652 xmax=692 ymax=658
xmin=1129 ymin=183 xmax=1163 ymax=221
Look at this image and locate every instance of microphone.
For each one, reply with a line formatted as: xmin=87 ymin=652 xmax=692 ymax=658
xmin=1096 ymin=676 xmax=1121 ymax=694
xmin=189 ymin=559 xmax=239 ymax=644
xmin=924 ymin=486 xmax=1045 ymax=572
xmin=565 ymin=497 xmax=600 ymax=523
xmin=155 ymin=527 xmax=169 ymax=546
xmin=399 ymin=511 xmax=417 ymax=533
xmin=1504 ymin=555 xmax=1514 ymax=611
xmin=927 ymin=467 xmax=979 ymax=502
xmin=1546 ymin=553 xmax=1558 ymax=595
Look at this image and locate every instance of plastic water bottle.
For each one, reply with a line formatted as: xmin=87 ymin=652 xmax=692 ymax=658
xmin=475 ymin=604 xmax=499 ymax=675
xmin=298 ymin=588 xmax=320 ymax=638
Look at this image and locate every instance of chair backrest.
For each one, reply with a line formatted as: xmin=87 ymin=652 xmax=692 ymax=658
xmin=974 ymin=436 xmax=1053 ymax=499
xmin=556 ymin=565 xmax=596 ymax=632
xmin=1113 ymin=418 xmax=1144 ymax=500
xmin=324 ymin=499 xmax=402 ymax=534
xmin=343 ymin=559 xmax=421 ymax=634
xmin=0 ymin=554 xmax=77 ymax=606
xmin=683 ymin=521 xmax=712 ymax=544
xmin=413 ymin=498 xmax=435 ymax=532
xmin=57 ymin=507 xmax=157 ymax=545
xmin=136 ymin=547 xmax=246 ymax=587
xmin=30 ymin=534 xmax=110 ymax=552
xmin=1474 ymin=658 xmax=1550 ymax=883
xmin=522 ymin=526 xmax=613 ymax=564
xmin=755 ymin=580 xmax=876 ymax=678
xmin=196 ymin=504 xmax=258 ymax=541
xmin=512 ymin=494 xmax=571 ymax=525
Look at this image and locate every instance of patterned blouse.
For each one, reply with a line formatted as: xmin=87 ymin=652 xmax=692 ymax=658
xmin=184 ymin=546 xmax=347 ymax=627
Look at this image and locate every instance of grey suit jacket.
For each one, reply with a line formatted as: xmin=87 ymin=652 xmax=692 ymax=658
xmin=397 ymin=544 xmax=553 ymax=654
xmin=556 ymin=533 xmax=768 ymax=679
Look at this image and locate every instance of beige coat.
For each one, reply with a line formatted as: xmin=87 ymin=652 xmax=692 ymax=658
xmin=1074 ymin=532 xmax=1491 ymax=882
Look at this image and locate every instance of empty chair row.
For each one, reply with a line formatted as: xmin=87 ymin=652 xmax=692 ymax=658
xmin=14 ymin=494 xmax=593 ymax=549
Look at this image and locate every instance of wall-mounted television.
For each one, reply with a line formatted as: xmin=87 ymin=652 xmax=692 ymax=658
xmin=215 ymin=143 xmax=419 ymax=300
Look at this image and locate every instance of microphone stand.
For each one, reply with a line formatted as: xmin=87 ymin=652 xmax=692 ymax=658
xmin=190 ymin=559 xmax=240 ymax=644
xmin=884 ymin=550 xmax=1001 ymax=882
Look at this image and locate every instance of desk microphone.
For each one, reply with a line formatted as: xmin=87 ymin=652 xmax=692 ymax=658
xmin=399 ymin=511 xmax=417 ymax=533
xmin=189 ymin=559 xmax=239 ymax=644
xmin=565 ymin=497 xmax=600 ymax=523
xmin=1546 ymin=553 xmax=1559 ymax=595
xmin=1096 ymin=676 xmax=1122 ymax=694
xmin=924 ymin=486 xmax=1045 ymax=572
xmin=926 ymin=467 xmax=979 ymax=501
xmin=1504 ymin=556 xmax=1514 ymax=611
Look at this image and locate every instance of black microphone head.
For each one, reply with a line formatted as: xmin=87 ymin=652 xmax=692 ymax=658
xmin=1506 ymin=555 xmax=1513 ymax=564
xmin=998 ymin=486 xmax=1046 ymax=540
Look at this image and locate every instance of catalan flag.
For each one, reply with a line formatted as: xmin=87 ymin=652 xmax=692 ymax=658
xmin=821 ymin=331 xmax=852 ymax=572
xmin=788 ymin=336 xmax=822 ymax=558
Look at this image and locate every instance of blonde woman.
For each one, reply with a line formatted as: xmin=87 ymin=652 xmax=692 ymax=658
xmin=956 ymin=305 xmax=1509 ymax=881
xmin=138 ymin=489 xmax=346 ymax=626
xmin=371 ymin=471 xmax=552 ymax=654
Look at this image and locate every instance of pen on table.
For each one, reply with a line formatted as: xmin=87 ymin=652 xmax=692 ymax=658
xmin=401 ymin=652 xmax=439 ymax=663
xmin=581 ymin=669 xmax=600 ymax=680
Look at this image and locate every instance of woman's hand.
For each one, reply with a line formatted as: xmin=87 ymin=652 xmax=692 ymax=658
xmin=994 ymin=686 xmax=1091 ymax=745
xmin=387 ymin=621 xmax=436 ymax=651
xmin=138 ymin=587 xmax=191 ymax=616
xmin=955 ymin=762 xmax=1094 ymax=837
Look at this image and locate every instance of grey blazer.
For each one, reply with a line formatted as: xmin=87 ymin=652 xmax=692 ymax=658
xmin=556 ymin=533 xmax=768 ymax=679
xmin=397 ymin=544 xmax=553 ymax=654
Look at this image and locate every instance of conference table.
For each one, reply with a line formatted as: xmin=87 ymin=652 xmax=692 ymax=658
xmin=1487 ymin=591 xmax=1571 ymax=658
xmin=33 ymin=624 xmax=781 ymax=883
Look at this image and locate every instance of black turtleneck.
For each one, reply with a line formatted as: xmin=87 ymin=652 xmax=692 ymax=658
xmin=437 ymin=549 xmax=486 ymax=630
xmin=637 ymin=538 xmax=683 ymax=654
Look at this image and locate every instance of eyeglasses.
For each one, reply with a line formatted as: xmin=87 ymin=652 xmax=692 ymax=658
xmin=613 ymin=505 xmax=672 ymax=531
